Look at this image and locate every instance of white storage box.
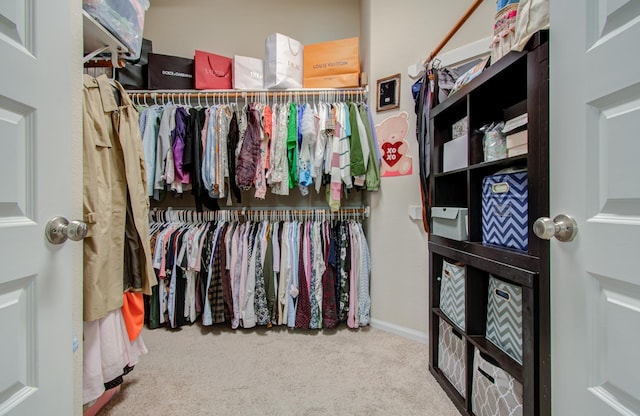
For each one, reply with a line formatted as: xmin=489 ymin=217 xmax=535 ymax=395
xmin=506 ymin=130 xmax=528 ymax=148
xmin=508 ymin=143 xmax=528 ymax=157
xmin=443 ymin=135 xmax=468 ymax=172
xmin=432 ymin=207 xmax=468 ymax=241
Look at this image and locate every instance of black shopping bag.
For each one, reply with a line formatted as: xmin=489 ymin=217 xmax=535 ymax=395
xmin=147 ymin=53 xmax=194 ymax=90
xmin=117 ymin=38 xmax=153 ymax=90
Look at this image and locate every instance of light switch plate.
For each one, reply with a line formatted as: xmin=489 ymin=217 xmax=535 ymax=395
xmin=409 ymin=205 xmax=423 ymax=220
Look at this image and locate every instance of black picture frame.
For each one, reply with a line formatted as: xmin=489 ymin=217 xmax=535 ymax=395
xmin=376 ymin=73 xmax=400 ymax=112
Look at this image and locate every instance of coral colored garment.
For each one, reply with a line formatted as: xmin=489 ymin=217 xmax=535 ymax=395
xmin=121 ymin=292 xmax=145 ymax=341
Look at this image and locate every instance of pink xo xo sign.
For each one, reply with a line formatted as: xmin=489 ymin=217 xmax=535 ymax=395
xmin=382 ymin=141 xmax=403 ymax=167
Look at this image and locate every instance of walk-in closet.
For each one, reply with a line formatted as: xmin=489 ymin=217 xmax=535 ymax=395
xmin=6 ymin=1 xmax=632 ymax=416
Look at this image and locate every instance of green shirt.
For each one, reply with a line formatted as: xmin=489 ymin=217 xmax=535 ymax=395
xmin=349 ymin=102 xmax=366 ymax=176
xmin=287 ymin=102 xmax=298 ymax=188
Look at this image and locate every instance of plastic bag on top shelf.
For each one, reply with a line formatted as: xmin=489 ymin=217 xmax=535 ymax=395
xmin=479 ymin=122 xmax=506 ymax=162
xmin=83 ymin=0 xmax=150 ymax=60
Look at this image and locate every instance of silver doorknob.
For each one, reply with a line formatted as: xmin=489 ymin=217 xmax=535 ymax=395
xmin=45 ymin=216 xmax=88 ymax=244
xmin=533 ymin=214 xmax=578 ymax=242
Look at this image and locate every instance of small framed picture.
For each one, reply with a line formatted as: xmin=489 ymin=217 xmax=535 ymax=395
xmin=376 ymin=73 xmax=401 ymax=112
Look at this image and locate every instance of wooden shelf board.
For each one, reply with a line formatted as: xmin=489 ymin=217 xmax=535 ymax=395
xmin=429 ymin=239 xmax=538 ymax=285
xmin=433 ymin=308 xmax=465 ymax=334
xmin=434 ymin=166 xmax=468 ymax=178
xmin=469 ymin=154 xmax=528 ymax=171
xmin=82 ymin=10 xmax=129 ymax=57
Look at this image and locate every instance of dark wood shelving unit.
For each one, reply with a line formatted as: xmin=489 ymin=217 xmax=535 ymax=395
xmin=428 ymin=33 xmax=549 ymax=416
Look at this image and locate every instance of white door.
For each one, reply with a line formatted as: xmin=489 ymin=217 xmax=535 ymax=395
xmin=550 ymin=1 xmax=640 ymax=415
xmin=0 ymin=1 xmax=79 ymax=415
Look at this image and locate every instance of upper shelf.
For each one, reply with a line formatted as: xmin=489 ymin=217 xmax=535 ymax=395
xmin=430 ymin=31 xmax=549 ymax=120
xmin=429 ymin=50 xmax=527 ymax=119
xmin=82 ymin=10 xmax=129 ymax=66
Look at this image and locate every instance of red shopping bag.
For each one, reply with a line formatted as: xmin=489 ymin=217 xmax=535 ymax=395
xmin=194 ymin=50 xmax=232 ymax=90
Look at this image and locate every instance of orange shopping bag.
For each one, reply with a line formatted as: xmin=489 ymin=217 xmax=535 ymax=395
xmin=303 ymin=37 xmax=360 ymax=88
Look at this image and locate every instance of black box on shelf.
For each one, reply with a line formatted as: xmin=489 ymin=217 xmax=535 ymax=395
xmin=117 ymin=38 xmax=152 ymax=90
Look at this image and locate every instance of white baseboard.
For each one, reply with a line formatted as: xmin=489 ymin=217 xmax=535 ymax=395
xmin=370 ymin=319 xmax=429 ymax=344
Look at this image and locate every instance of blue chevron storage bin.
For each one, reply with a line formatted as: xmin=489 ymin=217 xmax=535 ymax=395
xmin=482 ymin=170 xmax=528 ymax=251
xmin=486 ymin=275 xmax=523 ymax=364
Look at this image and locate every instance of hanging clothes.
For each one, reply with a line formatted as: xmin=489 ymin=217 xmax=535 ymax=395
xmin=82 ymin=74 xmax=157 ymax=322
xmin=170 ymin=106 xmax=190 ymax=193
xmin=236 ymin=103 xmax=261 ymax=190
xmin=83 ymin=307 xmax=148 ymax=405
xmin=298 ymin=103 xmax=316 ymax=195
xmin=227 ymin=112 xmax=243 ymax=203
xmin=268 ymin=103 xmax=291 ymax=195
xmin=361 ymin=103 xmax=381 ymax=191
xmin=254 ymin=105 xmax=269 ymax=200
xmin=146 ymin=210 xmax=371 ymax=331
xmin=82 ymin=74 xmax=156 ymax=408
xmin=135 ymin=94 xmax=380 ymax=208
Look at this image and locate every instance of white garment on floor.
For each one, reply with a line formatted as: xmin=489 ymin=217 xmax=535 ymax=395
xmin=83 ymin=308 xmax=148 ymax=405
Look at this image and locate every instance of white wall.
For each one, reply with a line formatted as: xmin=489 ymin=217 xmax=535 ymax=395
xmin=363 ymin=0 xmax=494 ymax=341
xmin=141 ymin=0 xmax=494 ymax=341
xmin=144 ymin=0 xmax=361 ymax=59
xmin=144 ymin=0 xmax=363 ymax=211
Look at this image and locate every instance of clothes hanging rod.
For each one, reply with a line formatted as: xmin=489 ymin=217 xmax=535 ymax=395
xmin=228 ymin=206 xmax=369 ymax=217
xmin=150 ymin=206 xmax=370 ymax=222
xmin=424 ymin=0 xmax=486 ymax=66
xmin=128 ymin=87 xmax=368 ymax=100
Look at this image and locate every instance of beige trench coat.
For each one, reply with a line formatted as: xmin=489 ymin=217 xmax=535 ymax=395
xmin=82 ymin=74 xmax=157 ymax=322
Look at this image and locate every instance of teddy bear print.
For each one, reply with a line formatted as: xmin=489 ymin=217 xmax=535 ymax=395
xmin=375 ymin=111 xmax=413 ymax=177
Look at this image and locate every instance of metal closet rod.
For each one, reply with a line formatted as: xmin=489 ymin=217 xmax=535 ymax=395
xmin=128 ymin=87 xmax=368 ymax=101
xmin=150 ymin=206 xmax=370 ymax=222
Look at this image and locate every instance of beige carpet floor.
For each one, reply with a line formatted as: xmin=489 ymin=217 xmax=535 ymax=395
xmin=98 ymin=324 xmax=458 ymax=416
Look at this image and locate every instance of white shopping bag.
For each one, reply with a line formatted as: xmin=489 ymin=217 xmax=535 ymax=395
xmin=264 ymin=33 xmax=303 ymax=89
xmin=233 ymin=55 xmax=264 ymax=90
xmin=512 ymin=0 xmax=549 ymax=52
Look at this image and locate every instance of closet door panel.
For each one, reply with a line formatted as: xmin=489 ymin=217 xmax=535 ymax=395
xmin=0 ymin=0 xmax=77 ymax=414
